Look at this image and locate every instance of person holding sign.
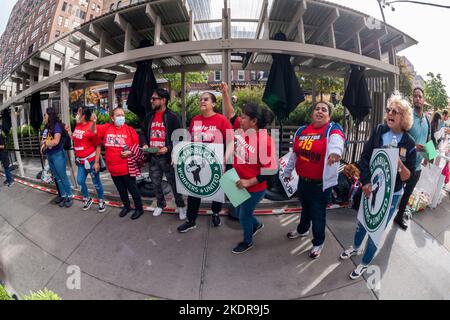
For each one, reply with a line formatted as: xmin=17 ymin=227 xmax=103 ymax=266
xmin=140 ymin=88 xmax=186 ymax=220
xmin=230 ymin=103 xmax=276 ymax=254
xmin=340 ymin=94 xmax=416 ymax=279
xmin=177 ymin=92 xmax=232 ymax=233
xmin=284 ymin=102 xmax=345 ymax=259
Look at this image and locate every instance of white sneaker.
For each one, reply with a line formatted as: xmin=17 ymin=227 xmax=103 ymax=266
xmin=309 ymin=245 xmax=323 ymax=259
xmin=153 ymin=207 xmax=163 ymax=217
xmin=339 ymin=246 xmax=359 ymax=260
xmin=350 ymin=264 xmax=368 ymax=280
xmin=178 ymin=207 xmax=187 ymax=220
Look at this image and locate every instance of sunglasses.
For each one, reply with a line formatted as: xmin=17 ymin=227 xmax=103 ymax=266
xmin=151 ymin=97 xmax=161 ymax=101
xmin=386 ymin=107 xmax=400 ymax=116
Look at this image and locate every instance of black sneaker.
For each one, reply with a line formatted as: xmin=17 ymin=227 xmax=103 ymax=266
xmin=131 ymin=209 xmax=144 ymax=220
xmin=98 ymin=201 xmax=106 ymax=213
xmin=177 ymin=221 xmax=197 ymax=233
xmin=252 ymin=223 xmax=264 ymax=237
xmin=64 ymin=198 xmax=73 ymax=208
xmin=394 ymin=214 xmax=408 ymax=230
xmin=59 ymin=198 xmax=68 ymax=208
xmin=53 ymin=196 xmax=64 ymax=205
xmin=119 ymin=207 xmax=131 ymax=218
xmin=82 ymin=198 xmax=93 ymax=211
xmin=232 ymin=242 xmax=253 ymax=254
xmin=212 ymin=213 xmax=221 ymax=227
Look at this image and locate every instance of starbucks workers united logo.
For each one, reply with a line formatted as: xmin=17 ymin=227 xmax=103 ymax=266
xmin=176 ymin=143 xmax=223 ymax=197
xmin=363 ymin=150 xmax=393 ymax=232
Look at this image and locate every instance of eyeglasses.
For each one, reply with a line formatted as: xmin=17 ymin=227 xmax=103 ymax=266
xmin=200 ymin=97 xmax=210 ymax=102
xmin=151 ymin=97 xmax=161 ymax=101
xmin=386 ymin=107 xmax=400 ymax=116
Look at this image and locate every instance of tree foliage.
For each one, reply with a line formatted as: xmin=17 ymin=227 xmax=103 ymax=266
xmin=424 ymin=72 xmax=448 ymax=110
xmin=397 ymin=57 xmax=413 ymax=99
xmin=162 ymin=72 xmax=208 ymax=94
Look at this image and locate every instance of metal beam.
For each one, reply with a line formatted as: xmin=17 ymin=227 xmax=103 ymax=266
xmin=361 ymin=26 xmax=388 ymax=53
xmin=11 ymin=108 xmax=24 ymax=177
xmin=308 ymin=8 xmax=339 ymax=44
xmin=338 ymin=18 xmax=366 ymax=49
xmin=114 ymin=13 xmax=144 ymax=51
xmin=286 ymin=0 xmax=307 ymax=39
xmin=0 ymin=39 xmax=400 ymax=112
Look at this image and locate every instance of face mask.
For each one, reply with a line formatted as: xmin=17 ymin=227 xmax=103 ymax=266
xmin=115 ymin=116 xmax=125 ymax=127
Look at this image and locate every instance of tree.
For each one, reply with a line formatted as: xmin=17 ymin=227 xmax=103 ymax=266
xmin=297 ymin=74 xmax=344 ymax=103
xmin=424 ymin=72 xmax=448 ymax=110
xmin=162 ymin=72 xmax=207 ymax=95
xmin=397 ymin=57 xmax=413 ymax=99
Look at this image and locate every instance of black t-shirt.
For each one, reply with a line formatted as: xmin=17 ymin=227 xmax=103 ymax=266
xmin=0 ymin=133 xmax=10 ymax=166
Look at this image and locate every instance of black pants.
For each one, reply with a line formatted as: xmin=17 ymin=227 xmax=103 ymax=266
xmin=397 ymin=170 xmax=422 ymax=216
xmin=187 ymin=196 xmax=222 ymax=223
xmin=297 ymin=179 xmax=332 ymax=247
xmin=149 ymin=155 xmax=185 ymax=208
xmin=112 ymin=175 xmax=143 ymax=211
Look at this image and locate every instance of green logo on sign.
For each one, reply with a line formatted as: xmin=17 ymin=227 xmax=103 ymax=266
xmin=176 ymin=143 xmax=222 ymax=197
xmin=363 ymin=151 xmax=393 ymax=232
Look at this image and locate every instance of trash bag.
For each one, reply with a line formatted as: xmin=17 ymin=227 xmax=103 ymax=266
xmin=332 ymin=173 xmax=351 ymax=204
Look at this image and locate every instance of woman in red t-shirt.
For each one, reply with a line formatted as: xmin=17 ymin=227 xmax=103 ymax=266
xmin=177 ymin=92 xmax=232 ymax=233
xmin=67 ymin=106 xmax=105 ymax=213
xmin=232 ymin=103 xmax=277 ymax=254
xmin=284 ymin=102 xmax=345 ymax=259
xmin=92 ymin=107 xmax=144 ymax=220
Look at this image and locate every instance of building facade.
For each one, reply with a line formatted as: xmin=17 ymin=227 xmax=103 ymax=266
xmin=102 ymin=0 xmax=145 ymax=14
xmin=0 ymin=0 xmax=103 ymax=81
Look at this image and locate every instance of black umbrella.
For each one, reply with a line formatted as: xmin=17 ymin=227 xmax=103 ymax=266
xmin=342 ymin=64 xmax=372 ymax=125
xmin=30 ymin=91 xmax=43 ymax=132
xmin=263 ymin=31 xmax=305 ymax=121
xmin=127 ymin=39 xmax=158 ymax=119
xmin=262 ymin=31 xmax=305 ymax=201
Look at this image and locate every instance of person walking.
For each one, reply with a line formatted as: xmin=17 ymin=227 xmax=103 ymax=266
xmin=67 ymin=106 xmax=106 ymax=213
xmin=177 ymin=92 xmax=232 ymax=233
xmin=92 ymin=107 xmax=144 ymax=220
xmin=0 ymin=126 xmax=13 ymax=187
xmin=284 ymin=102 xmax=345 ymax=259
xmin=340 ymin=93 xmax=416 ymax=279
xmin=395 ymin=87 xmax=431 ymax=230
xmin=140 ymin=88 xmax=186 ymax=219
xmin=41 ymin=107 xmax=73 ymax=208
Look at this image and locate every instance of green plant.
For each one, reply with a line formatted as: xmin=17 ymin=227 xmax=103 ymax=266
xmin=18 ymin=125 xmax=37 ymax=138
xmin=0 ymin=285 xmax=12 ymax=300
xmin=125 ymin=110 xmax=140 ymax=129
xmin=21 ymin=288 xmax=61 ymax=300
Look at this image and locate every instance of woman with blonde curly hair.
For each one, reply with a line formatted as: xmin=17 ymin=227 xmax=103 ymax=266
xmin=339 ymin=93 xmax=417 ymax=279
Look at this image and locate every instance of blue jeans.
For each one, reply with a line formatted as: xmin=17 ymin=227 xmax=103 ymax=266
xmin=4 ymin=165 xmax=13 ymax=184
xmin=77 ymin=162 xmax=104 ymax=200
xmin=354 ymin=194 xmax=401 ymax=265
xmin=47 ymin=149 xmax=73 ymax=198
xmin=297 ymin=179 xmax=332 ymax=247
xmin=236 ymin=190 xmax=266 ymax=245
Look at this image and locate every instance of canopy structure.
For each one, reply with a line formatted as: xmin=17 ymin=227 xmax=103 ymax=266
xmin=0 ymin=0 xmax=417 ymax=178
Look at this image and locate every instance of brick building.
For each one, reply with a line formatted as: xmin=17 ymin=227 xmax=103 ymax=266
xmin=0 ymin=0 xmax=103 ymax=81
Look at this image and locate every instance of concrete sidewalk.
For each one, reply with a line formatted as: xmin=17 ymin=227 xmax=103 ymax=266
xmin=0 ymin=183 xmax=449 ymax=300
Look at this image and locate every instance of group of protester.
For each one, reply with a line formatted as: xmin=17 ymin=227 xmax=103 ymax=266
xmin=1 ymin=83 xmax=447 ymax=281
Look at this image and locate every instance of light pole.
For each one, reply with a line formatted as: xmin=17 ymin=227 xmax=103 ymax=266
xmin=378 ymin=0 xmax=450 ymax=23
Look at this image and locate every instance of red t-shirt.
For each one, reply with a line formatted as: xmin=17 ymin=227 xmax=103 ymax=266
xmin=72 ymin=122 xmax=100 ymax=164
xmin=293 ymin=123 xmax=344 ymax=180
xmin=232 ymin=116 xmax=241 ymax=130
xmin=234 ymin=129 xmax=276 ymax=192
xmin=189 ymin=113 xmax=232 ymax=144
xmin=97 ymin=123 xmax=139 ymax=177
xmin=149 ymin=111 xmax=166 ymax=148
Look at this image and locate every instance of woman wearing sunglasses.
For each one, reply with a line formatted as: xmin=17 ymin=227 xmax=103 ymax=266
xmin=177 ymin=92 xmax=232 ymax=233
xmin=339 ymin=93 xmax=417 ymax=280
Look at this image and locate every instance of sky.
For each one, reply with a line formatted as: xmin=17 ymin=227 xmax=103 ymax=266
xmin=0 ymin=0 xmax=449 ymax=92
